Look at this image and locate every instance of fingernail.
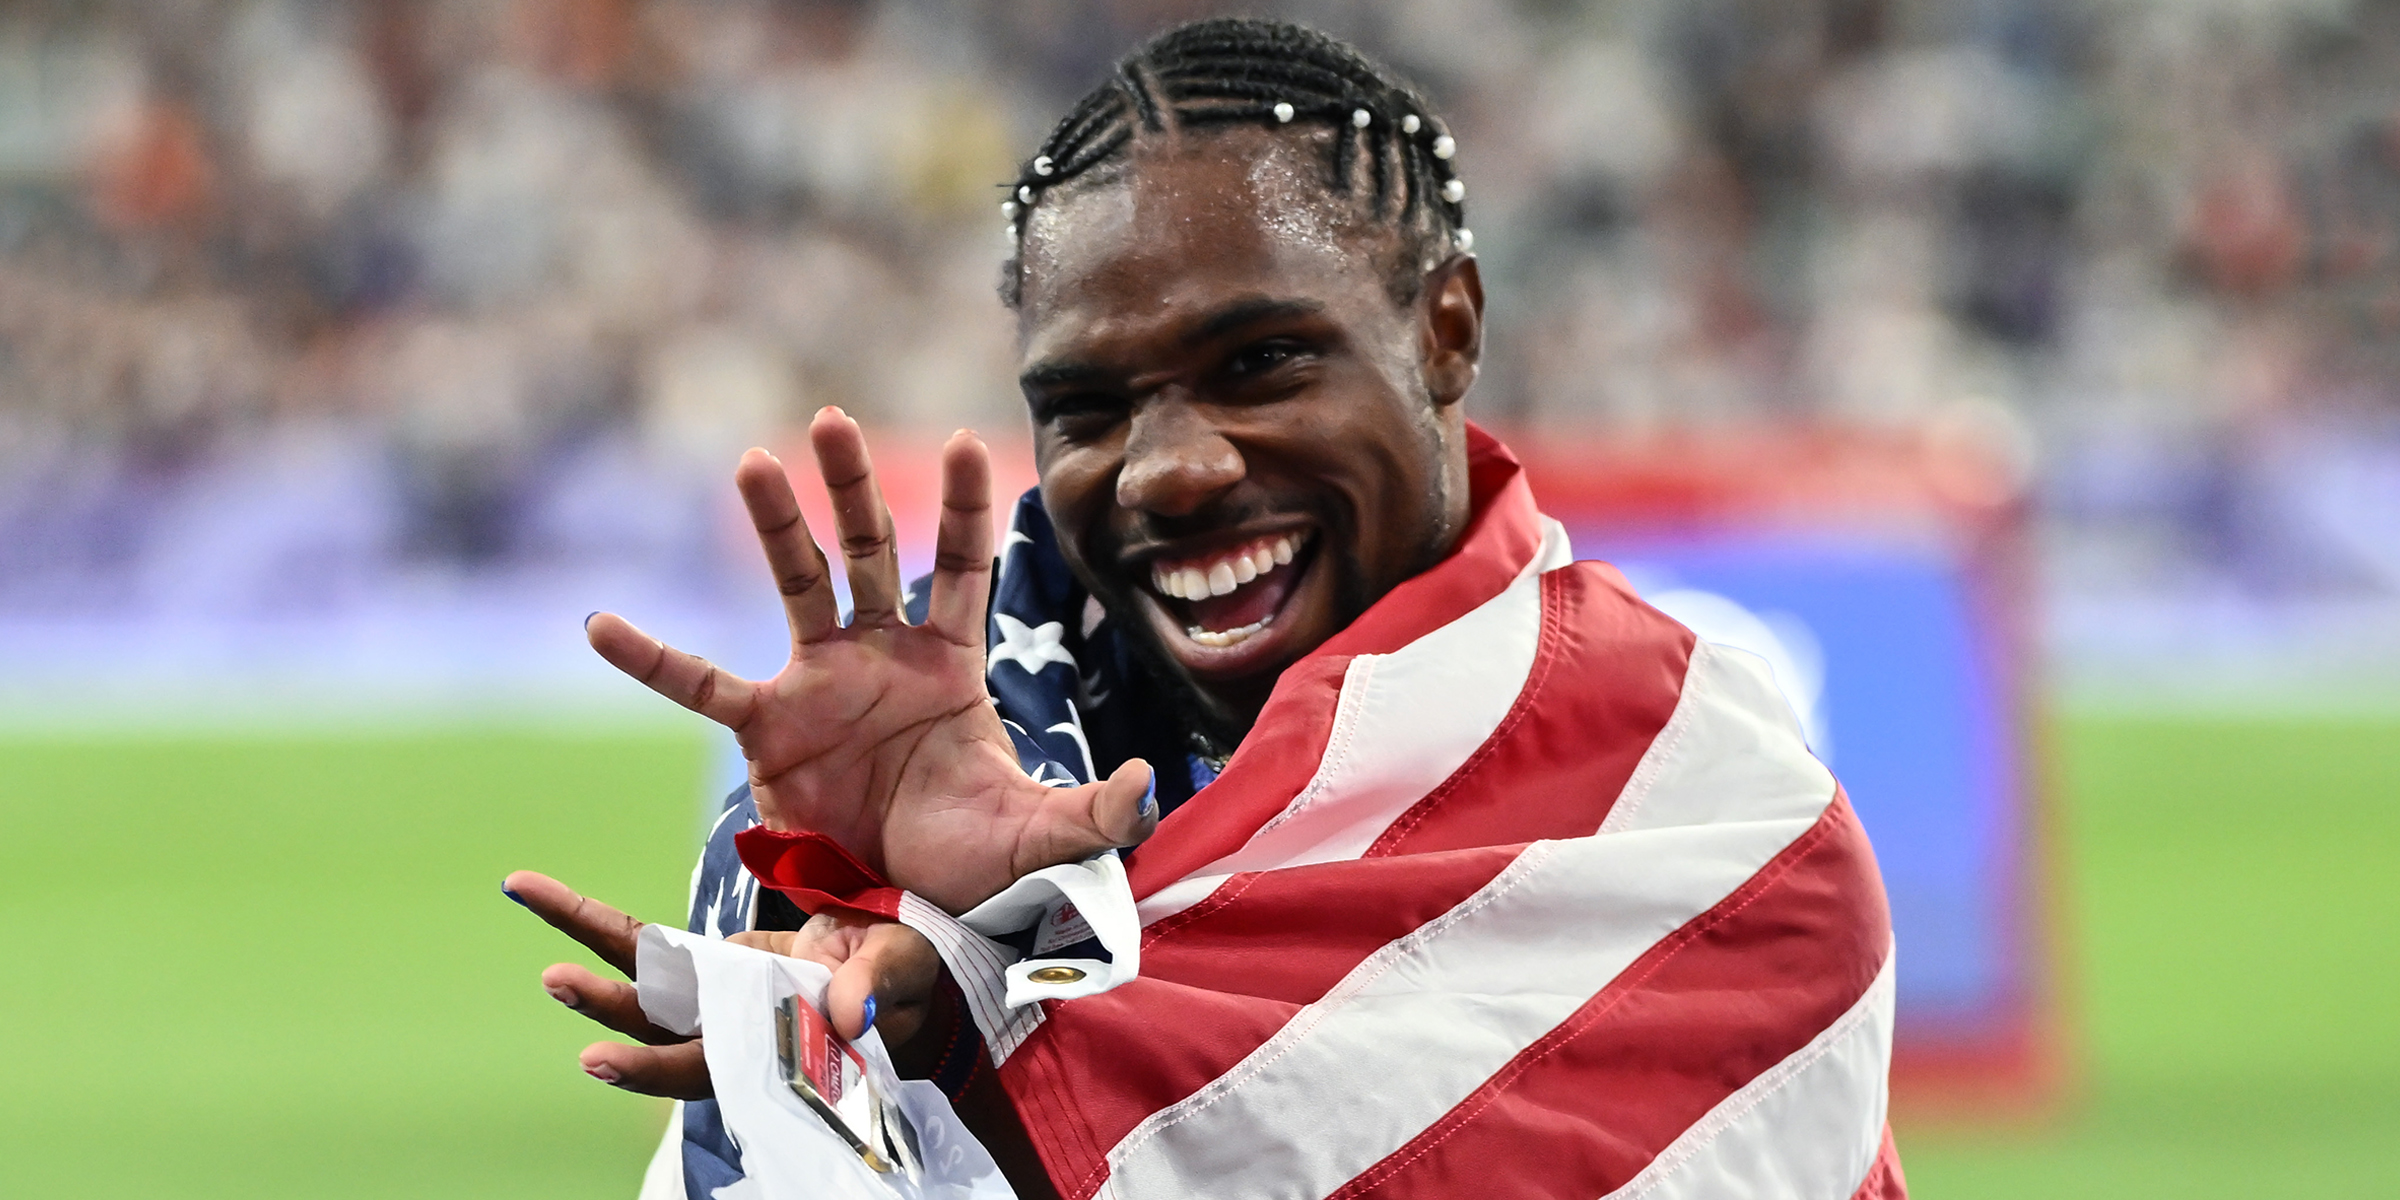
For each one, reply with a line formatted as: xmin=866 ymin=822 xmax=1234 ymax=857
xmin=546 ymin=984 xmax=578 ymax=1008
xmin=1139 ymin=772 xmax=1158 ymax=819
xmin=585 ymin=1063 xmax=621 ymax=1085
xmin=502 ymin=882 xmax=529 ymax=908
xmin=861 ymin=995 xmax=878 ymax=1031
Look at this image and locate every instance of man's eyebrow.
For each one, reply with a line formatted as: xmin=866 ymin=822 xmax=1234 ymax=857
xmin=1018 ymin=297 xmax=1328 ymax=392
xmin=1018 ymin=361 xmax=1113 ymax=392
xmin=1186 ymin=297 xmax=1325 ymax=345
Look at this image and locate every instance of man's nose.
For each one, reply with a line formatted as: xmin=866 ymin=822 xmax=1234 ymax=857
xmin=1116 ymin=394 xmax=1244 ymax=518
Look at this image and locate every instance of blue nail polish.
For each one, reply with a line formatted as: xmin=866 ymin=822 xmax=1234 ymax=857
xmin=861 ymin=995 xmax=878 ymax=1031
xmin=1139 ymin=772 xmax=1158 ymax=819
xmin=502 ymin=882 xmax=529 ymax=908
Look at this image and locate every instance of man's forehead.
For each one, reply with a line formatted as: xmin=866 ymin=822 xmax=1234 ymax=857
xmin=1015 ymin=133 xmax=1398 ymax=364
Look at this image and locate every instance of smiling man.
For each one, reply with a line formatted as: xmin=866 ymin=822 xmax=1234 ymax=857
xmin=510 ymin=18 xmax=1907 ymax=1200
xmin=1011 ymin=116 xmax=1480 ymax=757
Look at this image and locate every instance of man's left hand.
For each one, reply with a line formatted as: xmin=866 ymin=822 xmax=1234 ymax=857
xmin=581 ymin=411 xmax=1156 ymax=914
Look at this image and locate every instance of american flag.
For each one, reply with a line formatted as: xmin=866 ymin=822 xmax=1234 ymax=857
xmin=665 ymin=427 xmax=1906 ymax=1199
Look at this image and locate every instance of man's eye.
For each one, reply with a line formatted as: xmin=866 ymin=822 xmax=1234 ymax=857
xmin=1228 ymin=341 xmax=1305 ymax=377
xmin=1042 ymin=394 xmax=1122 ymax=434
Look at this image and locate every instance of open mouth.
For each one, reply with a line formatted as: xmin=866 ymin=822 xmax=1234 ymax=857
xmin=1145 ymin=529 xmax=1315 ymax=650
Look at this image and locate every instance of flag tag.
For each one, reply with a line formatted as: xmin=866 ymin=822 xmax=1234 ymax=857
xmin=773 ymin=994 xmax=920 ymax=1178
xmin=1032 ymin=897 xmax=1095 ymax=956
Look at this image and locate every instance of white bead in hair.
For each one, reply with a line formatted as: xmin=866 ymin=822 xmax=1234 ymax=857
xmin=1432 ymin=135 xmax=1455 ymax=160
xmin=1273 ymin=101 xmax=1295 ymax=123
xmin=1352 ymin=108 xmax=1371 ymax=128
xmin=1006 ymin=223 xmax=1020 ymax=241
xmin=1032 ymin=155 xmax=1054 ymax=177
xmin=1441 ymin=178 xmax=1465 ymax=203
xmin=1401 ymin=114 xmax=1421 ymax=134
xmin=1002 ymin=200 xmax=1020 ymax=218
xmin=1018 ymin=184 xmax=1035 ymax=203
xmin=1454 ymin=227 xmax=1474 ymax=252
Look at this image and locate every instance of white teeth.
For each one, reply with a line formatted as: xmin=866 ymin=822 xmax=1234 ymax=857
xmin=1187 ymin=615 xmax=1273 ymax=647
xmin=1149 ymin=531 xmax=1313 ymax=605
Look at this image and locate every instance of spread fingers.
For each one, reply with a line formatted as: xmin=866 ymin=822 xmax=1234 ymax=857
xmin=586 ymin=612 xmax=758 ymax=729
xmin=541 ymin=962 xmax=686 ymax=1045
xmin=809 ymin=407 xmax=906 ymax=626
xmin=926 ymin=429 xmax=995 ymax=646
xmin=504 ymin=870 xmax=644 ymax=977
xmin=734 ymin=448 xmax=840 ymax=647
xmin=579 ymin=1039 xmax=712 ymax=1100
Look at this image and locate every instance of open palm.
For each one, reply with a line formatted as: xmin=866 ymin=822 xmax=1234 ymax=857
xmin=586 ymin=408 xmax=1153 ymax=914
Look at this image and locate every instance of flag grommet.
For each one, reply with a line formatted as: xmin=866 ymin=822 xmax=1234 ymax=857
xmin=1026 ymin=965 xmax=1087 ymax=985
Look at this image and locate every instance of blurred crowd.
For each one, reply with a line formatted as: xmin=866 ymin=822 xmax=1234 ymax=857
xmin=1 ymin=0 xmax=2396 ymax=657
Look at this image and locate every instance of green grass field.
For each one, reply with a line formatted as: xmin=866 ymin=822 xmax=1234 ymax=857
xmin=1898 ymin=716 xmax=2400 ymax=1195
xmin=0 ymin=727 xmax=706 ymax=1197
xmin=1 ymin=714 xmax=2393 ymax=1196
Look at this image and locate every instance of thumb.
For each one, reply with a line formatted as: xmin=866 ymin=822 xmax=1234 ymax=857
xmin=825 ymin=953 xmax=881 ymax=1042
xmin=1089 ymin=757 xmax=1160 ymax=848
xmin=1012 ymin=758 xmax=1158 ymax=886
xmin=825 ymin=923 xmax=941 ymax=1044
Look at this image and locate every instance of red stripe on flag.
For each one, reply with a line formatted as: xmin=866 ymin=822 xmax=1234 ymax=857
xmin=1326 ymin=793 xmax=1891 ymax=1199
xmin=1851 ymin=1125 xmax=1910 ymax=1199
xmin=1367 ymin=564 xmax=1693 ymax=858
xmin=1139 ymin=847 xmax=1530 ymax=1002
xmin=1002 ymin=977 xmax=1304 ymax=1198
xmin=999 ymin=848 xmax=1525 ymax=1195
xmin=1121 ymin=654 xmax=1349 ymax=897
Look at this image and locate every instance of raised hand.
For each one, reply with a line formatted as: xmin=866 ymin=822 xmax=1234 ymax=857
xmin=585 ymin=407 xmax=1154 ymax=913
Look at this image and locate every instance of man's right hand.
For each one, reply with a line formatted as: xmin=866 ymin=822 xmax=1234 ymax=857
xmin=506 ymin=870 xmax=711 ymax=1100
xmin=507 ymin=871 xmax=943 ymax=1098
xmin=584 ymin=407 xmax=1154 ymax=914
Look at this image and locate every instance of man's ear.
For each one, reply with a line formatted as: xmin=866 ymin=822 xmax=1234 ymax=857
xmin=1420 ymin=254 xmax=1484 ymax=409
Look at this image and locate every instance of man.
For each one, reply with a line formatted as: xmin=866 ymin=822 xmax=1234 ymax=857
xmin=508 ymin=18 xmax=1907 ymax=1200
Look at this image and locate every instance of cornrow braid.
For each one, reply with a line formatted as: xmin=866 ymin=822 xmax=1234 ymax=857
xmin=998 ymin=17 xmax=1473 ymax=309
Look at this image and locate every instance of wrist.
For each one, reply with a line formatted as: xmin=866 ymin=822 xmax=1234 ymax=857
xmin=887 ymin=971 xmax=983 ymax=1102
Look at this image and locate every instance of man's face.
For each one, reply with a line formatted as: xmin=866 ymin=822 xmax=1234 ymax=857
xmin=1014 ymin=129 xmax=1477 ymax=740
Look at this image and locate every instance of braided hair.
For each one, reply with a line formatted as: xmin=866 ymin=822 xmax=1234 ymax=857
xmin=999 ymin=17 xmax=1472 ymax=309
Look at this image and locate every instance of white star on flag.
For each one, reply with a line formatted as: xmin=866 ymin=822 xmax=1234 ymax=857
xmin=990 ymin=613 xmax=1076 ymax=676
xmin=1001 ymin=528 xmax=1035 ymax=570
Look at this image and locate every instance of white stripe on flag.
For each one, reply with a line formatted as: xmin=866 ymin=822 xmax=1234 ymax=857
xmin=1097 ymin=643 xmax=1840 ymax=1200
xmin=1137 ymin=522 xmax=1570 ymax=927
xmin=1605 ymin=944 xmax=1895 ymax=1200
